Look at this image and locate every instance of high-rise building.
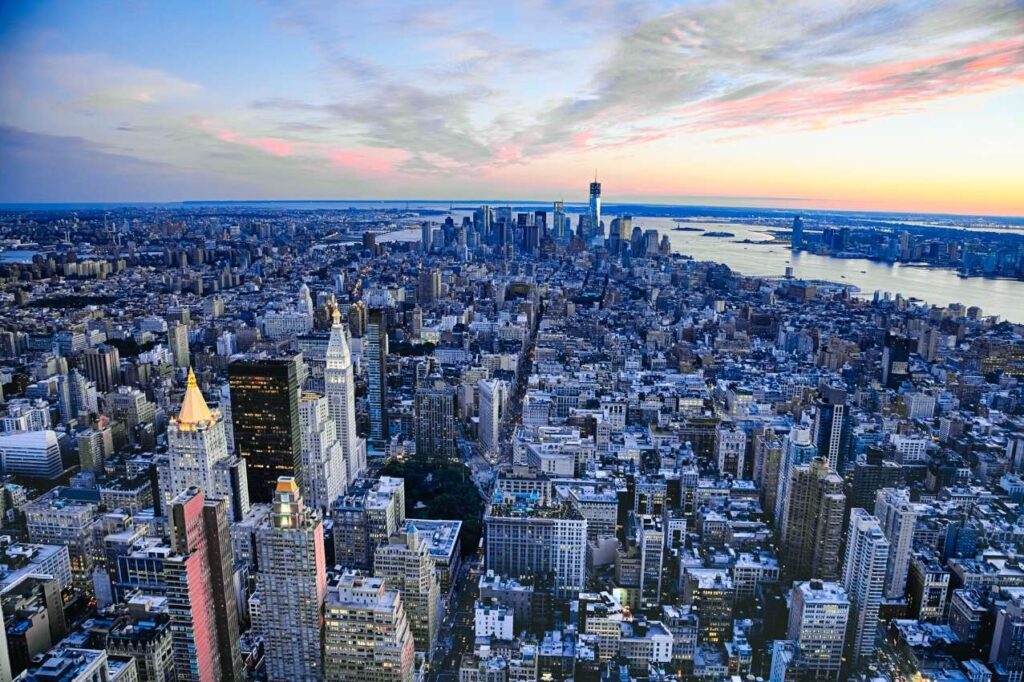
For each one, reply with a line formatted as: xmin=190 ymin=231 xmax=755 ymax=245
xmin=484 ymin=494 xmax=587 ymax=599
xmin=165 ymin=488 xmax=244 ymax=682
xmin=791 ymin=216 xmax=804 ymax=251
xmin=414 ymin=382 xmax=456 ymax=465
xmin=82 ymin=344 xmax=120 ymax=392
xmin=168 ymin=321 xmax=190 ymax=369
xmin=256 ymin=477 xmax=327 ymax=682
xmin=332 ymin=476 xmax=406 ymax=571
xmin=787 ymin=580 xmax=850 ymax=681
xmin=774 ymin=425 xmax=818 ymax=542
xmin=812 ymin=383 xmax=851 ymax=471
xmin=166 ymin=369 xmax=230 ymax=508
xmin=638 ymin=514 xmax=664 ymax=609
xmin=323 ymin=571 xmax=416 ymax=681
xmin=882 ymin=332 xmax=914 ymax=389
xmin=417 ymin=269 xmax=441 ymax=305
xmin=714 ymin=421 xmax=747 ymax=478
xmin=990 ymin=591 xmax=1024 ymax=682
xmin=842 ymin=509 xmax=890 ymax=667
xmin=366 ymin=309 xmax=389 ymax=443
xmin=374 ymin=530 xmax=440 ymax=655
xmin=228 ymin=357 xmax=302 ymax=503
xmin=589 ymin=176 xmax=602 ymax=238
xmin=477 ymin=379 xmax=503 ymax=461
xmin=420 ymin=221 xmax=432 ymax=253
xmin=874 ymin=487 xmax=917 ymax=600
xmin=847 ymin=447 xmax=902 ymax=512
xmin=326 ymin=308 xmax=364 ymax=484
xmin=782 ymin=457 xmax=846 ymax=582
xmin=298 ymin=392 xmax=348 ymax=512
xmin=552 ymin=201 xmax=566 ymax=240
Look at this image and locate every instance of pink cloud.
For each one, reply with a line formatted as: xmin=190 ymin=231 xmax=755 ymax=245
xmin=328 ymin=147 xmax=409 ymax=175
xmin=211 ymin=127 xmax=294 ymax=156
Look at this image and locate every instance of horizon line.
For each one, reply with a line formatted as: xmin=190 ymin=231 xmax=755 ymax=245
xmin=1 ymin=198 xmax=1022 ymax=222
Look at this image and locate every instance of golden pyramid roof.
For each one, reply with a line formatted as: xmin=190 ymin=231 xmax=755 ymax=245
xmin=176 ymin=368 xmax=214 ymax=426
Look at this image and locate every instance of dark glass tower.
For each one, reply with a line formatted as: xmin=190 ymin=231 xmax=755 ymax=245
xmin=228 ymin=356 xmax=302 ymax=502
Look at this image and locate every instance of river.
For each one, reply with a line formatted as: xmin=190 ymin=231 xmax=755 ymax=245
xmin=382 ymin=216 xmax=1023 ymax=323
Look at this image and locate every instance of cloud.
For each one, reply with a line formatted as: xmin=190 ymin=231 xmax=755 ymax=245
xmin=38 ymin=53 xmax=201 ymax=111
xmin=0 ymin=125 xmax=253 ymax=202
xmin=519 ymin=0 xmax=1024 ymax=153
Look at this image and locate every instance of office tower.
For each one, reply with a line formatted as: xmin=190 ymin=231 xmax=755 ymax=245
xmin=414 ymin=382 xmax=456 ymax=465
xmin=167 ymin=368 xmax=229 ymax=506
xmin=782 ymin=457 xmax=846 ymax=582
xmin=256 ymin=478 xmax=327 ymax=682
xmin=0 ymin=430 xmax=63 ymax=479
xmin=990 ymin=591 xmax=1024 ymax=681
xmin=474 ymin=206 xmax=492 ymax=243
xmin=842 ymin=509 xmax=890 ymax=667
xmin=82 ymin=344 xmax=120 ymax=392
xmin=682 ymin=568 xmax=734 ymax=644
xmin=907 ymin=552 xmax=950 ymax=622
xmin=553 ymin=201 xmax=566 ymax=240
xmin=168 ymin=322 xmax=190 ymax=369
xmin=298 ymin=392 xmax=347 ymax=512
xmin=714 ymin=421 xmax=747 ymax=478
xmin=165 ymin=488 xmax=243 ymax=682
xmin=484 ymin=494 xmax=587 ymax=599
xmin=374 ymin=531 xmax=440 ymax=655
xmin=589 ymin=175 xmax=602 ymax=237
xmin=848 ymin=447 xmax=902 ymax=512
xmin=366 ymin=309 xmax=389 ymax=442
xmin=874 ymin=487 xmax=917 ymax=600
xmin=791 ymin=216 xmax=804 ymax=251
xmin=787 ymin=581 xmax=850 ymax=681
xmin=332 ymin=476 xmax=406 ymax=570
xmin=228 ymin=357 xmax=302 ymax=503
xmin=882 ymin=332 xmax=914 ymax=388
xmin=420 ymin=221 xmax=432 ymax=253
xmin=298 ymin=282 xmax=315 ymax=316
xmin=638 ymin=514 xmax=664 ymax=609
xmin=324 ymin=571 xmax=416 ymax=681
xmin=811 ymin=383 xmax=851 ymax=471
xmin=477 ymin=379 xmax=502 ymax=461
xmin=417 ymin=269 xmax=440 ymax=306
xmin=218 ymin=382 xmax=235 ymax=454
xmin=211 ymin=456 xmax=250 ymax=523
xmin=326 ymin=308 xmax=363 ymax=484
xmin=774 ymin=425 xmax=818 ymax=541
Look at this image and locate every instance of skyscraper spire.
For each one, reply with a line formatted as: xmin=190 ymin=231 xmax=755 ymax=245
xmin=177 ymin=368 xmax=214 ymax=427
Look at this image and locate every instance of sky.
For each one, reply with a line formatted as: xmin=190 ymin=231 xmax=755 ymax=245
xmin=1 ymin=0 xmax=1022 ymax=215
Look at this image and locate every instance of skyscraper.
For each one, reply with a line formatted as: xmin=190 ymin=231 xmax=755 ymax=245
xmin=168 ymin=321 xmax=190 ymax=369
xmin=553 ymin=201 xmax=566 ymax=240
xmin=298 ymin=392 xmax=348 ymax=512
xmin=787 ymin=580 xmax=850 ymax=681
xmin=842 ymin=509 xmax=890 ymax=667
xmin=165 ymin=488 xmax=244 ymax=682
xmin=256 ymin=477 xmax=327 ymax=682
xmin=874 ymin=487 xmax=917 ymax=600
xmin=414 ymin=382 xmax=456 ymax=465
xmin=589 ymin=175 xmax=602 ymax=238
xmin=82 ymin=344 xmax=120 ymax=392
xmin=417 ymin=268 xmax=440 ymax=306
xmin=420 ymin=221 xmax=432 ymax=253
xmin=477 ymin=379 xmax=502 ymax=461
xmin=366 ymin=309 xmax=389 ymax=443
xmin=167 ymin=369 xmax=230 ymax=507
xmin=374 ymin=530 xmax=440 ymax=655
xmin=791 ymin=215 xmax=804 ymax=251
xmin=326 ymin=308 xmax=364 ymax=484
xmin=323 ymin=571 xmax=416 ymax=681
xmin=774 ymin=425 xmax=818 ymax=541
xmin=882 ymin=332 xmax=914 ymax=388
xmin=782 ymin=457 xmax=846 ymax=582
xmin=812 ymin=383 xmax=851 ymax=471
xmin=228 ymin=357 xmax=302 ymax=503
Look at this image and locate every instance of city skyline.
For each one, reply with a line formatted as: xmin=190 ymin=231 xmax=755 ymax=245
xmin=1 ymin=1 xmax=1022 ymax=216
